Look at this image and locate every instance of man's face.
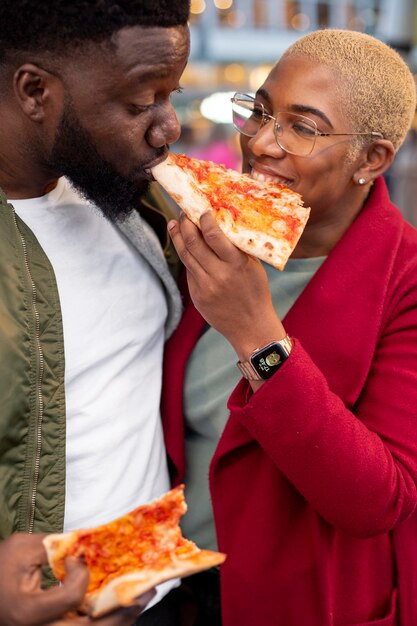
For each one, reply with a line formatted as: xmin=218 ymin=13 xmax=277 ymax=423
xmin=45 ymin=25 xmax=189 ymax=221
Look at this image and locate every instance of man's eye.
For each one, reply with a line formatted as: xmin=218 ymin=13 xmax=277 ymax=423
xmin=128 ymin=103 xmax=153 ymax=114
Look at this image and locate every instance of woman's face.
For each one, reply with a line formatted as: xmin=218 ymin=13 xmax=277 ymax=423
xmin=240 ymin=55 xmax=368 ymax=230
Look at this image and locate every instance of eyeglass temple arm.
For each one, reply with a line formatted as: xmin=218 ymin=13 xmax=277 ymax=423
xmin=318 ymin=131 xmax=383 ymax=138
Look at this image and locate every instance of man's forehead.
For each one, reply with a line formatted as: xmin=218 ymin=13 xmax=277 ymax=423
xmin=110 ymin=25 xmax=189 ymax=71
xmin=54 ymin=25 xmax=189 ymax=92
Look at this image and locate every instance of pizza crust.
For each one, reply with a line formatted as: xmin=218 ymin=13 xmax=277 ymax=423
xmin=152 ymin=157 xmax=212 ymax=227
xmin=85 ymin=550 xmax=224 ymax=617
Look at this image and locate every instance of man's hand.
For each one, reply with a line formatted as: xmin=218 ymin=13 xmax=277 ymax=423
xmin=0 ymin=533 xmax=154 ymax=626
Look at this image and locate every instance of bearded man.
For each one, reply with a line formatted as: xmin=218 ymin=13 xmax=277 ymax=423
xmin=0 ymin=1 xmax=190 ymax=624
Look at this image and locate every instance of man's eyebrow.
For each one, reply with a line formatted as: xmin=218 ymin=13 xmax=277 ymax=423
xmin=255 ymin=88 xmax=333 ymax=129
xmin=124 ymin=62 xmax=173 ymax=81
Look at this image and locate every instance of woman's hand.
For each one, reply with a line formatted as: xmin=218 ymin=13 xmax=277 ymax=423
xmin=0 ymin=533 xmax=153 ymax=626
xmin=168 ymin=210 xmax=287 ymax=361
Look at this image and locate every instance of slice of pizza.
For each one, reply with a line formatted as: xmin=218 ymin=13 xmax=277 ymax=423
xmin=43 ymin=486 xmax=225 ymax=618
xmin=151 ymin=153 xmax=310 ymax=270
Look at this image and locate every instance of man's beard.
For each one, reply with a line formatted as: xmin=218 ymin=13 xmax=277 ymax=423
xmin=46 ymin=101 xmax=158 ymax=222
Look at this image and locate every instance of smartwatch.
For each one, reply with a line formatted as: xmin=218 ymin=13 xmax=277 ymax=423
xmin=237 ymin=335 xmax=293 ymax=381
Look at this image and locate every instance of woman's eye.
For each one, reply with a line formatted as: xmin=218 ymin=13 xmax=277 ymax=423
xmin=251 ymin=106 xmax=264 ymax=120
xmin=293 ymin=123 xmax=316 ymax=137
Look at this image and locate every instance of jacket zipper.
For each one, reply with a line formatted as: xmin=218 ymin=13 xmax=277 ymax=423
xmin=12 ymin=210 xmax=45 ymax=533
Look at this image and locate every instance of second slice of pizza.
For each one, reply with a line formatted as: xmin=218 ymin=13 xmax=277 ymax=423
xmin=43 ymin=486 xmax=225 ymax=618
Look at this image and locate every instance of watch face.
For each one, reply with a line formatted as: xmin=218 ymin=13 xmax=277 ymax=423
xmin=265 ymin=352 xmax=281 ymax=367
xmin=251 ymin=343 xmax=289 ymax=379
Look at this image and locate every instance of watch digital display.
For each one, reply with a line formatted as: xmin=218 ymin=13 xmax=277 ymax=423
xmin=250 ymin=343 xmax=290 ymax=379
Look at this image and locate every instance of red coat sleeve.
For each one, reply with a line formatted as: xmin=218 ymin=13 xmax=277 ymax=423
xmin=229 ymin=284 xmax=417 ymax=537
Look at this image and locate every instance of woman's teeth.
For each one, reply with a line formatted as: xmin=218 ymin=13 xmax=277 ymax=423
xmin=251 ymin=170 xmax=292 ymax=186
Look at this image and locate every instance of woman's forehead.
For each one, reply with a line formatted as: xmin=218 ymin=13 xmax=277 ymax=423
xmin=265 ymin=56 xmax=339 ymax=92
xmin=261 ymin=56 xmax=347 ymax=121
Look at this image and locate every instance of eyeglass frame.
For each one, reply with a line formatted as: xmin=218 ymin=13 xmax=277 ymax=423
xmin=230 ymin=93 xmax=384 ymax=157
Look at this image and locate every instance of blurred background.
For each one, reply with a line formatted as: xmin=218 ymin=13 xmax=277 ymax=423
xmin=172 ymin=0 xmax=417 ymax=225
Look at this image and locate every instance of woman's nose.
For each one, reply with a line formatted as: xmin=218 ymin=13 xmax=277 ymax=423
xmin=247 ymin=120 xmax=286 ymax=158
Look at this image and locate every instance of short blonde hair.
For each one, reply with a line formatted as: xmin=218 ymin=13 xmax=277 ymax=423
xmin=283 ymin=29 xmax=416 ymax=152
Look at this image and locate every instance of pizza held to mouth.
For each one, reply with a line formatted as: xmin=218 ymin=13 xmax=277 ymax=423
xmin=43 ymin=486 xmax=226 ymax=618
xmin=151 ymin=153 xmax=310 ymax=270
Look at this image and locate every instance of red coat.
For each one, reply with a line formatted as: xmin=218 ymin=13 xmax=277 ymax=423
xmin=162 ymin=177 xmax=417 ymax=626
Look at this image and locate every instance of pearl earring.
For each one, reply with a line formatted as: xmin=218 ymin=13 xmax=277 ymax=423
xmin=358 ymin=177 xmax=366 ymax=185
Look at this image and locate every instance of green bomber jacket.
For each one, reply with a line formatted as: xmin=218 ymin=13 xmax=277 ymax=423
xmin=0 ymin=182 xmax=182 ymax=539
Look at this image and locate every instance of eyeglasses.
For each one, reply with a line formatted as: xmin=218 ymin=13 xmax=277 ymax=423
xmin=231 ymin=93 xmax=383 ymax=157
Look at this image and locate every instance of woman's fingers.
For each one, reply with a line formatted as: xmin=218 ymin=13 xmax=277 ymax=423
xmin=168 ymin=210 xmax=248 ymax=276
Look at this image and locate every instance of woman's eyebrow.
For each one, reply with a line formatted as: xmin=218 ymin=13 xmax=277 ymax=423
xmin=290 ymin=104 xmax=334 ymax=128
xmin=255 ymin=87 xmax=272 ymax=104
xmin=255 ymin=88 xmax=334 ymax=129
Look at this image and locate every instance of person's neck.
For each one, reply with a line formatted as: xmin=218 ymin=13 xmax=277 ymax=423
xmin=292 ymin=188 xmax=372 ymax=259
xmin=0 ymin=160 xmax=60 ymax=200
xmin=0 ymin=122 xmax=61 ymax=199
xmin=5 ymin=179 xmax=60 ymax=200
xmin=291 ymin=212 xmax=359 ymax=258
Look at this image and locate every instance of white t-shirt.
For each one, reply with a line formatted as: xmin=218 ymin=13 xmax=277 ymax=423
xmin=12 ymin=178 xmax=176 ymax=603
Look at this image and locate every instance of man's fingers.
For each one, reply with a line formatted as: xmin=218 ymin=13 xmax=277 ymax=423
xmin=130 ymin=588 xmax=156 ymax=611
xmin=5 ymin=533 xmax=49 ymax=566
xmin=21 ymin=558 xmax=89 ymax=625
xmin=93 ymin=606 xmax=141 ymax=626
xmin=62 ymin=557 xmax=90 ymax=601
xmin=95 ymin=591 xmax=156 ymax=626
xmin=102 ymin=589 xmax=155 ymax=625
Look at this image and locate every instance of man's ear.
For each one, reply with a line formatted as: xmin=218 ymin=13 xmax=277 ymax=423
xmin=13 ymin=63 xmax=62 ymax=122
xmin=353 ymin=139 xmax=396 ymax=185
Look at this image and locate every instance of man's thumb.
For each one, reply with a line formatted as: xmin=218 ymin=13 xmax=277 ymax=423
xmin=59 ymin=556 xmax=90 ymax=606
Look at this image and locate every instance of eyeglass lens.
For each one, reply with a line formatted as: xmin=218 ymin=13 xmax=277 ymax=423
xmin=232 ymin=95 xmax=318 ymax=156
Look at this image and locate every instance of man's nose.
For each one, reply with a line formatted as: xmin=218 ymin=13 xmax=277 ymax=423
xmin=146 ymin=102 xmax=181 ymax=147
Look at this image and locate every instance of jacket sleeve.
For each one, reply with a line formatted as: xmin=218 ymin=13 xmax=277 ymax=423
xmin=229 ymin=284 xmax=417 ymax=538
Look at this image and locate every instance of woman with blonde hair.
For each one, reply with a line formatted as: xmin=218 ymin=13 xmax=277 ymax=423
xmin=165 ymin=29 xmax=417 ymax=626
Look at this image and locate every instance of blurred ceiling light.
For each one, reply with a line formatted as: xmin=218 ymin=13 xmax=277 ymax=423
xmin=249 ymin=65 xmax=273 ymax=92
xmin=214 ymin=0 xmax=233 ymax=9
xmin=224 ymin=63 xmax=246 ymax=83
xmin=200 ymin=91 xmax=236 ymax=124
xmin=190 ymin=0 xmax=206 ymax=15
xmin=290 ymin=13 xmax=310 ymax=31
